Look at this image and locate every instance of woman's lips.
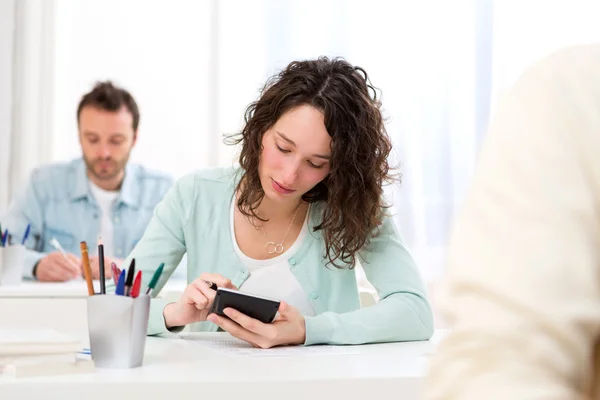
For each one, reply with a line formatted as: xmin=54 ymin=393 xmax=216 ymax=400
xmin=271 ymin=179 xmax=295 ymax=195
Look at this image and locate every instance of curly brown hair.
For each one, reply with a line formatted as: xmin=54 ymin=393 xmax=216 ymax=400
xmin=226 ymin=57 xmax=395 ymax=269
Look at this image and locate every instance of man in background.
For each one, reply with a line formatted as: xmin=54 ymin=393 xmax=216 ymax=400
xmin=1 ymin=81 xmax=173 ymax=281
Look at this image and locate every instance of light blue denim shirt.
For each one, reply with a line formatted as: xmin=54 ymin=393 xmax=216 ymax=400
xmin=122 ymin=166 xmax=434 ymax=345
xmin=0 ymin=158 xmax=173 ymax=279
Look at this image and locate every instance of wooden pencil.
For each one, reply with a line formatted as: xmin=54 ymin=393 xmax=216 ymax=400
xmin=80 ymin=241 xmax=95 ymax=296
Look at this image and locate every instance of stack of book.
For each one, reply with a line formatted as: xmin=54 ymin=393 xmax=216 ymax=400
xmin=0 ymin=328 xmax=94 ymax=380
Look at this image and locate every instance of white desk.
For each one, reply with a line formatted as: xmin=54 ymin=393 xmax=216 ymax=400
xmin=0 ymin=280 xmax=187 ymax=342
xmin=0 ymin=331 xmax=446 ymax=400
xmin=0 ymin=280 xmax=378 ymax=338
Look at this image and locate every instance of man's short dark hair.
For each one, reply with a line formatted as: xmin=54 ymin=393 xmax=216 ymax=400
xmin=77 ymin=81 xmax=140 ymax=131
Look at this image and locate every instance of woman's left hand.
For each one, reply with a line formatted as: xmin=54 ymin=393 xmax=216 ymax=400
xmin=207 ymin=301 xmax=306 ymax=348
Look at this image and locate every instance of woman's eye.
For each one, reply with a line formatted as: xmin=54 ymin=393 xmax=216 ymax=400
xmin=276 ymin=144 xmax=290 ymax=153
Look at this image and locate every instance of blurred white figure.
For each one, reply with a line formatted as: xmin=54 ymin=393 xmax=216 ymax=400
xmin=426 ymin=43 xmax=600 ymax=399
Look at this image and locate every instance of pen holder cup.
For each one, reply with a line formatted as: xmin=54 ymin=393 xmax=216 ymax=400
xmin=87 ymin=294 xmax=150 ymax=368
xmin=0 ymin=245 xmax=25 ymax=286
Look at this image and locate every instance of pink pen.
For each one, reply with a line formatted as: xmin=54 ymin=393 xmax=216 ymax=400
xmin=111 ymin=262 xmax=120 ymax=286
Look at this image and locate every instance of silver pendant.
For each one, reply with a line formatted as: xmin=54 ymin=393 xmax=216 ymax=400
xmin=266 ymin=241 xmax=284 ymax=254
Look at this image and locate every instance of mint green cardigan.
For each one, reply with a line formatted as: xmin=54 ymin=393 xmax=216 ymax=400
xmin=123 ymin=167 xmax=433 ymax=345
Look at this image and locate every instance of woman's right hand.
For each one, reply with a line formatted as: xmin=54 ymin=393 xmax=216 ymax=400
xmin=163 ymin=273 xmax=237 ymax=329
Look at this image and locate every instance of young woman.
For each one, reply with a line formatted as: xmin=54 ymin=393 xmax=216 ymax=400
xmin=126 ymin=57 xmax=433 ymax=348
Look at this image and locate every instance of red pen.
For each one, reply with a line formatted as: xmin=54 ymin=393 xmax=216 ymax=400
xmin=130 ymin=271 xmax=142 ymax=298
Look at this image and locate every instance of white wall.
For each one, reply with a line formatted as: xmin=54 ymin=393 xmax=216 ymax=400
xmin=0 ymin=0 xmax=15 ymax=211
xmin=52 ymin=0 xmax=215 ymax=177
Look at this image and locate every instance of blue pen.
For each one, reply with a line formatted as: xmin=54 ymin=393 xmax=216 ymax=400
xmin=1 ymin=229 xmax=7 ymax=247
xmin=115 ymin=269 xmax=126 ymax=295
xmin=21 ymin=224 xmax=31 ymax=245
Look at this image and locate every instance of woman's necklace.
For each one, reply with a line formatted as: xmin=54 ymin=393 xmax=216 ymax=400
xmin=260 ymin=204 xmax=301 ymax=255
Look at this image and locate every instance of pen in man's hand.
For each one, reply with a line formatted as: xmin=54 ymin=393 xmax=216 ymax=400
xmin=50 ymin=237 xmax=80 ymax=271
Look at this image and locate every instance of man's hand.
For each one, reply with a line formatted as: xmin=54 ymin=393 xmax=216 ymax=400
xmin=88 ymin=256 xmax=122 ymax=279
xmin=35 ymin=252 xmax=81 ymax=282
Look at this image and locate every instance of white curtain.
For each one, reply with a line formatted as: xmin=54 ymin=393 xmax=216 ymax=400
xmin=214 ymin=0 xmax=486 ymax=280
xmin=43 ymin=0 xmax=484 ymax=281
xmin=0 ymin=0 xmax=56 ymax=211
xmin=491 ymin=0 xmax=600 ymax=103
xmin=0 ymin=0 xmax=16 ymax=213
xmin=51 ymin=0 xmax=215 ymax=175
xmin=8 ymin=0 xmax=600 ymax=281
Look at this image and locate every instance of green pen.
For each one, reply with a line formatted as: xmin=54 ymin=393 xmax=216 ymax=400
xmin=145 ymin=263 xmax=165 ymax=295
